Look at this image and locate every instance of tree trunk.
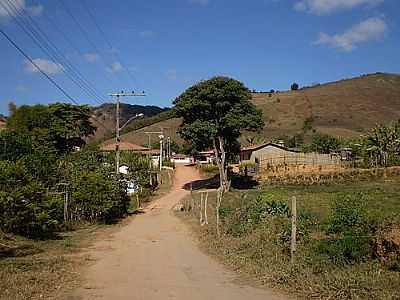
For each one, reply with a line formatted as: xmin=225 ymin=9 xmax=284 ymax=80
xmin=217 ymin=136 xmax=228 ymax=192
xmin=213 ymin=139 xmax=225 ymax=192
xmin=213 ymin=136 xmax=231 ymax=238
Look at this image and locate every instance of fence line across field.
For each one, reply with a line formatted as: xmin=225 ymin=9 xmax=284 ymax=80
xmin=258 ymin=152 xmax=344 ymax=169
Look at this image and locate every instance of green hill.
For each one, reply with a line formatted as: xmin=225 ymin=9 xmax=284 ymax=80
xmin=101 ymin=73 xmax=400 ymax=147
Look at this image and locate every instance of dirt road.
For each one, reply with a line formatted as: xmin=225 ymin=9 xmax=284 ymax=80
xmin=74 ymin=165 xmax=287 ymax=300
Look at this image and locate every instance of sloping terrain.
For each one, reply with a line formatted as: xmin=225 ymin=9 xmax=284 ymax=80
xmin=90 ymin=103 xmax=170 ymax=142
xmin=116 ymin=117 xmax=184 ymax=147
xmin=102 ymin=73 xmax=400 ymax=146
xmin=0 ymin=115 xmax=6 ymax=130
xmin=253 ymin=73 xmax=400 ymax=140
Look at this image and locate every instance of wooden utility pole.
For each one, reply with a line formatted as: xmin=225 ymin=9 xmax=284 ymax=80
xmin=109 ymin=91 xmax=145 ymax=174
xmin=291 ymin=196 xmax=297 ymax=263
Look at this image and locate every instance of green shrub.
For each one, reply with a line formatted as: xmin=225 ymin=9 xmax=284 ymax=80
xmin=200 ymin=164 xmax=219 ymax=173
xmin=313 ymin=236 xmax=372 ymax=265
xmin=0 ymin=160 xmax=62 ymax=238
xmin=71 ymin=169 xmax=129 ymax=223
xmin=162 ymin=160 xmax=175 ymax=168
xmin=327 ymin=193 xmax=369 ymax=234
xmin=226 ymin=193 xmax=289 ymax=237
xmin=314 ymin=193 xmax=375 ymax=264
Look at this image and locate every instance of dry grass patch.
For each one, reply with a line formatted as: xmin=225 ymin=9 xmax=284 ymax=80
xmin=178 ymin=176 xmax=400 ymax=299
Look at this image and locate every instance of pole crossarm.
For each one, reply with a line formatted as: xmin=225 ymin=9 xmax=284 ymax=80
xmin=109 ymin=93 xmax=146 ymax=97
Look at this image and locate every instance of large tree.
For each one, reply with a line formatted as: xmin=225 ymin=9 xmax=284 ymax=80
xmin=6 ymin=103 xmax=96 ymax=154
xmin=174 ymin=76 xmax=264 ymax=192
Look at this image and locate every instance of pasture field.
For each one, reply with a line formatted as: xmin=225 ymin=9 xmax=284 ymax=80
xmin=180 ymin=175 xmax=400 ymax=300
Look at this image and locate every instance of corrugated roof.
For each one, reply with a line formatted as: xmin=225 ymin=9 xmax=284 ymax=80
xmin=100 ymin=142 xmax=149 ymax=151
xmin=241 ymin=143 xmax=299 ymax=153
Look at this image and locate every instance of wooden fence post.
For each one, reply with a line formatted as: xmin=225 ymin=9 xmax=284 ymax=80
xmin=200 ymin=192 xmax=204 ymax=225
xmin=204 ymin=192 xmax=208 ymax=225
xmin=291 ymin=196 xmax=297 ymax=263
xmin=188 ymin=182 xmax=193 ymax=212
xmin=216 ymin=188 xmax=221 ymax=237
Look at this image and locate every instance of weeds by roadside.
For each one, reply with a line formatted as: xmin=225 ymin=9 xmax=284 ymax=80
xmin=0 ymin=169 xmax=174 ymax=300
xmin=178 ymin=176 xmax=400 ymax=299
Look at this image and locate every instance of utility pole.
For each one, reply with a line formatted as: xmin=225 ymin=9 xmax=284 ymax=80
xmin=109 ymin=91 xmax=145 ymax=175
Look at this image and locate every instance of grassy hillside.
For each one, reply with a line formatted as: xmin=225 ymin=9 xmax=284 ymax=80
xmin=90 ymin=103 xmax=170 ymax=142
xmin=102 ymin=73 xmax=400 ymax=147
xmin=253 ymin=73 xmax=400 ymax=140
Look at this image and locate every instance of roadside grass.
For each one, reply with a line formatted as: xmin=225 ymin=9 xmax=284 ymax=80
xmin=179 ymin=176 xmax=400 ymax=300
xmin=0 ymin=225 xmax=108 ymax=300
xmin=0 ymin=170 xmax=174 ymax=300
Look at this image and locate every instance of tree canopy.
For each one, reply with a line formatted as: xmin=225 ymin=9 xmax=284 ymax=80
xmin=6 ymin=103 xmax=96 ymax=154
xmin=174 ymin=76 xmax=264 ymax=191
xmin=174 ymin=76 xmax=264 ymax=152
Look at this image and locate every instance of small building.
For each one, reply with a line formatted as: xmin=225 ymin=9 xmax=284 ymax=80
xmin=240 ymin=143 xmax=298 ymax=162
xmin=171 ymin=154 xmax=193 ymax=164
xmin=194 ymin=150 xmax=215 ymax=164
xmin=100 ymin=142 xmax=149 ymax=152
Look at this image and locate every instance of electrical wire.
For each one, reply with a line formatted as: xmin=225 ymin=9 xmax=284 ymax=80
xmin=0 ymin=26 xmax=111 ymax=133
xmin=56 ymin=0 xmax=121 ymax=87
xmin=1 ymin=0 xmax=106 ymax=106
xmin=79 ymin=0 xmax=143 ymax=91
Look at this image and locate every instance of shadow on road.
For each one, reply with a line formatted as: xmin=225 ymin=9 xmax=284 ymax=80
xmin=183 ymin=173 xmax=259 ymax=191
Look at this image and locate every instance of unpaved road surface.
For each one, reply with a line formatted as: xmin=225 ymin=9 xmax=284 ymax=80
xmin=74 ymin=165 xmax=287 ymax=300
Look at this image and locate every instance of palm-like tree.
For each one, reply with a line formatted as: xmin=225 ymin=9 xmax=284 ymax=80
xmin=365 ymin=120 xmax=400 ymax=166
xmin=245 ymin=135 xmax=266 ymax=146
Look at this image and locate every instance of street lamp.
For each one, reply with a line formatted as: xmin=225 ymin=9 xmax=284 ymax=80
xmin=159 ymin=134 xmax=164 ymax=171
xmin=109 ymin=91 xmax=146 ymax=175
xmin=115 ymin=112 xmax=144 ymax=175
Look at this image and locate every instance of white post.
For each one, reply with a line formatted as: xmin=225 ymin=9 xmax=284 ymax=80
xmin=204 ymin=192 xmax=208 ymax=225
xmin=160 ymin=139 xmax=163 ymax=171
xmin=200 ymin=192 xmax=204 ymax=225
xmin=116 ymin=95 xmax=120 ymax=174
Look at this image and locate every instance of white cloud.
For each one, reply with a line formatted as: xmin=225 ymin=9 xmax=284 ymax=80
xmin=0 ymin=0 xmax=43 ymax=19
xmin=314 ymin=17 xmax=387 ymax=51
xmin=24 ymin=58 xmax=64 ymax=75
xmin=84 ymin=53 xmax=100 ymax=63
xmin=166 ymin=69 xmax=177 ymax=80
xmin=139 ymin=30 xmax=156 ymax=38
xmin=16 ymin=84 xmax=29 ymax=92
xmin=107 ymin=62 xmax=123 ymax=73
xmin=189 ymin=0 xmax=209 ymax=5
xmin=294 ymin=0 xmax=384 ymax=15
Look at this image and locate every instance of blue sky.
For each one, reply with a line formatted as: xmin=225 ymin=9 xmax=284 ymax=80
xmin=0 ymin=0 xmax=399 ymax=115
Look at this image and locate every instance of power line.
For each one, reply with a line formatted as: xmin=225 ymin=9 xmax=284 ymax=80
xmin=80 ymin=0 xmax=143 ymax=91
xmin=0 ymin=26 xmax=111 ymax=133
xmin=0 ymin=27 xmax=79 ymax=105
xmin=56 ymin=0 xmax=120 ymax=87
xmin=30 ymin=0 xmax=109 ymax=104
xmin=1 ymin=0 xmax=106 ymax=106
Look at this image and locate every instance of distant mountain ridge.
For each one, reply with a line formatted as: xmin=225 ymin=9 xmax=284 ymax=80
xmin=90 ymin=103 xmax=170 ymax=141
xmin=98 ymin=73 xmax=400 ymax=147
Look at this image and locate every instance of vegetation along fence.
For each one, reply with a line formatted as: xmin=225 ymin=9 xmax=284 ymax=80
xmin=257 ymin=152 xmax=349 ymax=175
